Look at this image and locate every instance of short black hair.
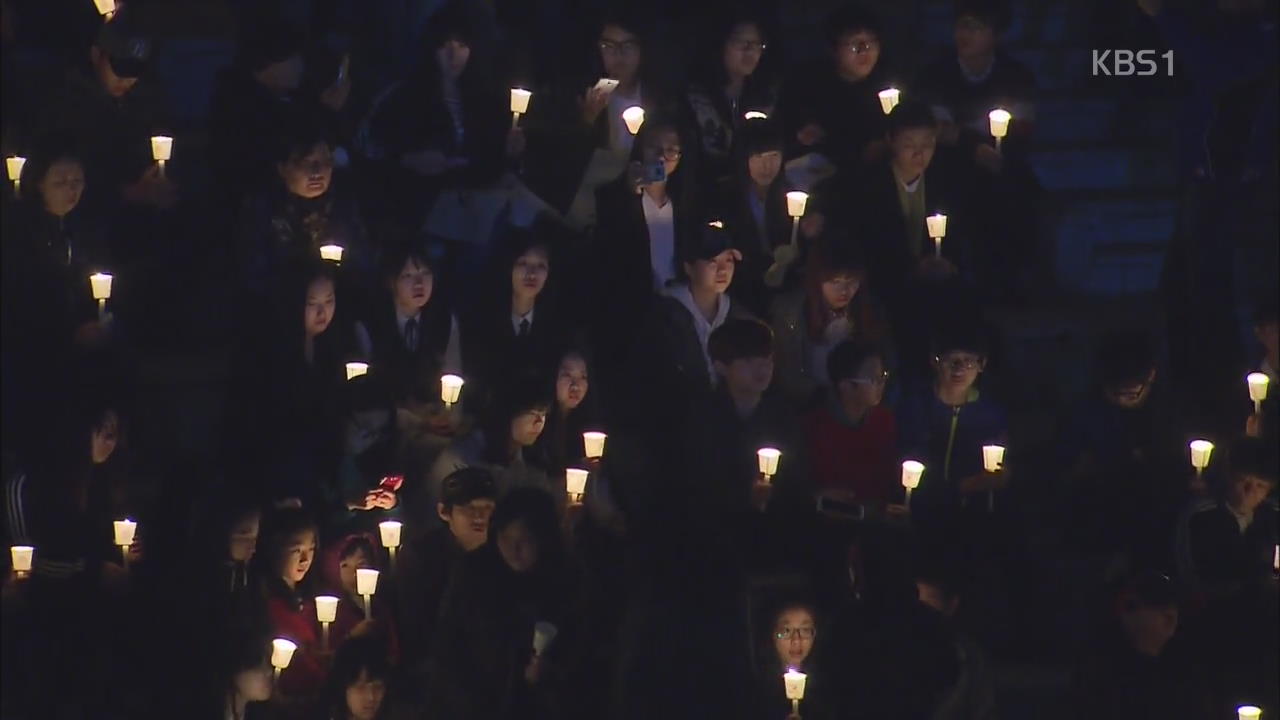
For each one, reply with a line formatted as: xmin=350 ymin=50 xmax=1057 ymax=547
xmin=1096 ymin=331 xmax=1157 ymax=388
xmin=273 ymin=116 xmax=336 ymax=166
xmin=933 ymin=325 xmax=988 ymax=359
xmin=887 ymin=99 xmax=939 ymax=138
xmin=954 ymin=0 xmax=1013 ymax=32
xmin=827 ymin=339 xmax=883 ymax=386
xmin=440 ymin=467 xmax=498 ymax=510
xmin=1229 ymin=436 xmax=1279 ymax=485
xmin=380 ymin=242 xmax=433 ymax=283
xmin=826 ymin=5 xmax=884 ymax=46
xmin=740 ymin=117 xmax=785 ymax=157
xmin=709 ymin=318 xmax=775 ymax=366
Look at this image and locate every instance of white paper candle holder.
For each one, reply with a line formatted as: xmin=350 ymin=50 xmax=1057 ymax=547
xmin=1237 ymin=706 xmax=1262 ymax=720
xmin=1247 ymin=372 xmax=1269 ymax=413
xmin=878 ymin=88 xmax=900 ymax=115
xmin=441 ymin=374 xmax=465 ymax=407
xmin=1189 ymin=439 xmax=1214 ymax=475
xmin=5 ymin=156 xmax=25 ymax=195
xmin=10 ymin=545 xmax=34 ymax=577
xmin=622 ymin=106 xmax=645 ymax=135
xmin=566 ymin=468 xmax=589 ymax=503
xmin=315 ymin=595 xmax=339 ymax=649
xmin=583 ymin=431 xmax=607 ymax=459
xmin=510 ymin=88 xmax=532 ymax=127
xmin=988 ymin=109 xmax=1011 ymax=150
xmin=345 ymin=362 xmax=369 ymax=381
xmin=271 ymin=638 xmax=297 ymax=678
xmin=356 ymin=568 xmax=379 ymax=620
xmin=319 ymin=244 xmax=345 ymax=263
xmin=757 ymin=447 xmax=782 ymax=481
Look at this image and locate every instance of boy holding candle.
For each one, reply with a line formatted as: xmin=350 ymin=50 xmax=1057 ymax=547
xmin=1246 ymin=299 xmax=1278 ymax=439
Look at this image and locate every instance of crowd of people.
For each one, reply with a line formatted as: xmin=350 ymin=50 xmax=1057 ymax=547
xmin=1 ymin=0 xmax=1276 ymax=718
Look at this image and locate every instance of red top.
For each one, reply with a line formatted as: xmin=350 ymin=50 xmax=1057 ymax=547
xmin=266 ymin=592 xmax=327 ymax=698
xmin=804 ymin=403 xmax=899 ymax=504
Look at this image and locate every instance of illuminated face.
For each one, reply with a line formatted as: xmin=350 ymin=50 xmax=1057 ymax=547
xmin=497 ymin=518 xmax=538 ymax=573
xmin=685 ymin=250 xmax=737 ymax=294
xmin=39 ymin=159 xmax=86 ymax=217
xmin=747 ymin=150 xmax=782 ymax=187
xmin=834 ymin=30 xmax=880 ymax=80
xmin=890 ymin=127 xmax=938 ymax=182
xmin=345 ymin=669 xmax=387 ymax=720
xmin=440 ymin=498 xmax=495 ymax=551
xmin=391 ymin=257 xmax=433 ymax=315
xmin=599 ymin=24 xmax=641 ymax=85
xmin=338 ymin=545 xmax=372 ymax=597
xmin=842 ymin=356 xmax=887 ymax=407
xmin=1227 ymin=473 xmax=1275 ymax=516
xmin=279 ymin=530 xmax=317 ymax=585
xmin=935 ymin=351 xmax=984 ymax=392
xmin=278 ymin=142 xmax=334 ymax=199
xmin=722 ymin=22 xmax=765 ymax=80
xmin=512 ymin=248 xmax=550 ymax=303
xmin=555 ymin=355 xmax=590 ymax=410
xmin=773 ymin=608 xmax=816 ymax=668
xmin=303 ymin=276 xmax=336 ymax=337
xmin=510 ymin=408 xmax=548 ymax=447
xmin=820 ymin=273 xmax=861 ymax=312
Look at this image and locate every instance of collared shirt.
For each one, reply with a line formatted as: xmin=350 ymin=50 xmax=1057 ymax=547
xmin=512 ymin=308 xmax=535 ymax=336
xmin=397 ymin=309 xmax=422 ymax=346
xmin=642 ymin=191 xmax=677 ymax=290
xmin=894 ymin=171 xmax=927 ymax=257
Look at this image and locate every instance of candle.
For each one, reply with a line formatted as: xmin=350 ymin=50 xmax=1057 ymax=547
xmin=926 ymin=213 xmax=948 ymax=258
xmin=344 ymin=362 xmax=369 ymax=381
xmin=988 ymin=109 xmax=1011 ymax=150
xmin=785 ymin=191 xmax=809 ymax=219
xmin=744 ymin=111 xmax=769 ymax=121
xmin=783 ymin=669 xmax=807 ymax=711
xmin=622 ymin=106 xmax=646 ymax=135
xmin=982 ymin=445 xmax=1006 ymax=473
xmin=510 ymin=88 xmax=532 ymax=127
xmin=902 ymin=460 xmax=924 ymax=505
xmin=707 ymin=219 xmax=725 ymax=229
xmin=566 ymin=468 xmax=589 ymax=503
xmin=1189 ymin=439 xmax=1214 ymax=475
xmin=1247 ymin=372 xmax=1269 ymax=413
xmin=356 ymin=567 xmax=379 ymax=620
xmin=90 ymin=273 xmax=114 ymax=300
xmin=315 ymin=595 xmax=339 ymax=650
xmin=440 ymin=374 xmax=465 ymax=406
xmin=270 ymin=638 xmax=297 ymax=678
xmin=583 ymin=431 xmax=607 ymax=459
xmin=10 ymin=545 xmax=33 ymax=577
xmin=114 ymin=518 xmax=137 ymax=569
xmin=378 ymin=521 xmax=402 ymax=550
xmin=151 ymin=135 xmax=173 ymax=177
xmin=1237 ymin=707 xmax=1262 ymax=720
xmin=5 ymin=155 xmax=24 ymax=195
xmin=319 ymin=244 xmax=344 ymax=263
xmin=757 ymin=447 xmax=782 ymax=481
xmin=93 ymin=0 xmax=115 ymax=16
xmin=878 ymin=87 xmax=901 ymax=115
xmin=533 ymin=621 xmax=558 ymax=656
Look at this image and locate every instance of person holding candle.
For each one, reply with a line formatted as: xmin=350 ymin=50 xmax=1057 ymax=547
xmin=770 ymin=241 xmax=894 ymax=409
xmin=773 ymin=5 xmax=894 ymax=171
xmin=716 ymin=119 xmax=809 ymax=316
xmin=186 ymin=623 xmax=278 ymax=720
xmin=333 ymin=377 xmax=406 ymax=533
xmin=318 ymin=533 xmax=400 ymax=663
xmin=396 ymin=467 xmax=497 ymax=687
xmin=237 ymin=121 xmax=369 ymax=298
xmin=425 ymin=486 xmax=574 ymax=720
xmin=1246 ymin=300 xmax=1279 ymax=439
xmin=755 ymin=601 xmax=838 ymax=720
xmin=261 ymin=508 xmax=327 ymax=699
xmin=684 ymin=13 xmax=779 ymax=186
xmin=534 ymin=349 xmax=603 ymax=476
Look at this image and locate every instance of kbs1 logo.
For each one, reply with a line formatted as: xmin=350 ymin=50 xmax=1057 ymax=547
xmin=1092 ymin=49 xmax=1174 ymax=76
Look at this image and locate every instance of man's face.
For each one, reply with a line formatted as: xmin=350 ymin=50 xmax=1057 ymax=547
xmin=1105 ymin=370 xmax=1156 ymax=409
xmin=935 ymin=351 xmax=983 ymax=392
xmin=599 ymin=25 xmax=641 ymax=85
xmin=1227 ymin=473 xmax=1274 ymax=515
xmin=440 ymin=498 xmax=495 ymax=551
xmin=722 ymin=22 xmax=765 ymax=79
xmin=747 ymin=150 xmax=782 ymax=187
xmin=834 ymin=30 xmax=880 ymax=81
xmin=840 ymin=356 xmax=887 ymax=408
xmin=890 ymin=127 xmax=937 ymax=181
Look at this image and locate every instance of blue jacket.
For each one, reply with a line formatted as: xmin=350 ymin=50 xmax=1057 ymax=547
xmin=896 ymin=384 xmax=1008 ymax=507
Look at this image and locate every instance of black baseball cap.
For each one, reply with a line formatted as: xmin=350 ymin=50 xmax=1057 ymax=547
xmin=441 ymin=467 xmax=497 ymax=508
xmin=96 ymin=14 xmax=152 ymax=78
xmin=679 ymin=223 xmax=740 ymax=263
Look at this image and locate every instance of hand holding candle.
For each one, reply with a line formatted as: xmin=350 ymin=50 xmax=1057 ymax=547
xmin=878 ymin=88 xmax=900 ymax=115
xmin=270 ymin=638 xmax=297 ymax=679
xmin=10 ymin=545 xmax=33 ymax=578
xmin=1247 ymin=372 xmax=1269 ymax=414
xmin=565 ymin=468 xmax=589 ymax=504
xmin=622 ymin=106 xmax=645 ymax=135
xmin=113 ymin=518 xmax=137 ymax=568
xmin=988 ymin=109 xmax=1011 ymax=151
xmin=356 ymin=568 xmax=379 ymax=620
xmin=150 ymin=136 xmax=173 ymax=178
xmin=510 ymin=88 xmax=532 ymax=128
xmin=315 ymin=595 xmax=339 ymax=650
xmin=5 ymin=156 xmax=24 ymax=196
xmin=441 ymin=374 xmax=465 ymax=407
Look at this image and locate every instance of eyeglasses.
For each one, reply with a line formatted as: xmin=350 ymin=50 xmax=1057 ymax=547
xmin=938 ymin=357 xmax=983 ymax=372
xmin=729 ymin=39 xmax=767 ymax=53
xmin=846 ymin=40 xmax=880 ymax=55
xmin=848 ymin=371 xmax=890 ymax=387
xmin=599 ymin=40 xmax=641 ymax=56
xmin=775 ymin=627 xmax=817 ymax=640
xmin=659 ymin=147 xmax=683 ymax=161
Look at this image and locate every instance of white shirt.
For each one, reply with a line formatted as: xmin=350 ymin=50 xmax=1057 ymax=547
xmin=512 ymin=308 xmax=535 ymax=336
xmin=642 ymin=191 xmax=676 ymax=290
xmin=900 ymin=174 xmax=923 ymax=194
xmin=608 ymin=86 xmax=642 ymax=154
xmin=669 ymin=285 xmax=733 ymax=385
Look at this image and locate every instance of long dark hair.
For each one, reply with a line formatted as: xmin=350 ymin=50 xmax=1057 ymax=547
xmin=415 ymin=1 xmax=495 ymax=96
xmin=270 ymin=258 xmax=348 ymax=366
xmin=802 ymin=240 xmax=885 ymax=344
xmin=487 ymin=485 xmax=564 ymax=575
xmin=694 ymin=11 xmax=773 ymax=91
xmin=323 ymin=636 xmax=394 ymax=720
xmin=479 ymin=379 xmax=552 ymax=465
xmin=16 ymin=136 xmax=87 ymax=214
xmin=537 ymin=347 xmax=601 ymax=470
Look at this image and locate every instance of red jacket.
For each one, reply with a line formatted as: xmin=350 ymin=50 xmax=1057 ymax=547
xmin=804 ymin=403 xmax=899 ymax=504
xmin=318 ymin=533 xmax=401 ymax=662
xmin=266 ymin=589 xmax=327 ymax=698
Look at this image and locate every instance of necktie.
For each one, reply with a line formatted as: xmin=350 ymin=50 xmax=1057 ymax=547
xmin=518 ymin=318 xmax=531 ymax=337
xmin=404 ymin=318 xmax=418 ymax=351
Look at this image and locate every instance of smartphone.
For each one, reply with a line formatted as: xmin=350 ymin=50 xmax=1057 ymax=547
xmin=594 ymin=77 xmax=620 ymax=94
xmin=379 ymin=475 xmax=404 ymax=493
xmin=640 ymin=158 xmax=666 ymax=185
xmin=816 ymin=496 xmax=864 ymax=520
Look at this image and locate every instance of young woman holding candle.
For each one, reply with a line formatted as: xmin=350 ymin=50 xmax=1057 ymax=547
xmin=532 ymin=349 xmax=602 ymax=477
xmin=770 ymin=241 xmax=894 ymax=409
xmin=685 ymin=13 xmax=779 ymax=186
xmin=318 ymin=533 xmax=399 ymax=663
xmin=425 ymin=486 xmax=575 ymax=720
xmin=261 ymin=508 xmax=327 ymax=701
xmin=756 ymin=602 xmax=837 ymax=720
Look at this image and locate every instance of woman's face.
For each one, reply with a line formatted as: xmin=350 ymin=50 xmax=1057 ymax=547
xmin=820 ymin=273 xmax=862 ymax=312
xmin=278 ymin=142 xmax=334 ymax=200
xmin=722 ymin=22 xmax=765 ymax=80
xmin=234 ymin=662 xmax=273 ymax=703
xmin=338 ymin=545 xmax=371 ymax=597
xmin=773 ymin=608 xmax=817 ymax=668
xmin=747 ymin=150 xmax=782 ymax=188
xmin=599 ymin=24 xmax=641 ymax=85
xmin=228 ymin=512 xmax=260 ymax=564
xmin=392 ymin=257 xmax=434 ymax=314
xmin=91 ymin=410 xmax=120 ymax=465
xmin=651 ymin=129 xmax=682 ymax=178
xmin=510 ymin=408 xmax=548 ymax=447
xmin=436 ymin=39 xmax=471 ymax=81
xmin=511 ymin=248 xmax=550 ymax=303
xmin=279 ymin=529 xmax=317 ymax=585
xmin=345 ymin=669 xmax=388 ymax=720
xmin=497 ymin=518 xmax=539 ymax=573
xmin=38 ymin=158 xmax=86 ymax=217
xmin=1227 ymin=473 xmax=1274 ymax=516
xmin=555 ymin=355 xmax=589 ymax=410
xmin=685 ymin=250 xmax=737 ymax=295
xmin=834 ymin=30 xmax=880 ymax=81
xmin=304 ymin=276 xmax=336 ymax=338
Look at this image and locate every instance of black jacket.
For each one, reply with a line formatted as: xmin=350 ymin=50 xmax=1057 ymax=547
xmin=363 ymin=298 xmax=456 ymax=404
xmin=774 ymin=59 xmax=892 ymax=172
xmin=714 ymin=175 xmax=796 ymax=317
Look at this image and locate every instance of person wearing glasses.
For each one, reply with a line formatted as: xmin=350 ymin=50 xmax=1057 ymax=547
xmin=685 ymin=14 xmax=779 ymax=186
xmin=896 ymin=328 xmax=1008 ymax=526
xmin=774 ymin=5 xmax=893 ymax=171
xmin=756 ymin=602 xmax=837 ymax=720
xmin=771 ymin=240 xmax=894 ymax=409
